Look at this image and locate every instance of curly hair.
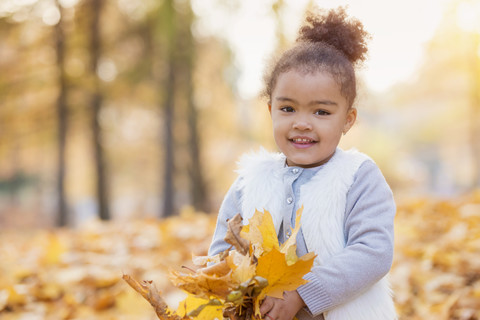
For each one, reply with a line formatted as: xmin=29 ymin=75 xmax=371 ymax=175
xmin=263 ymin=7 xmax=370 ymax=107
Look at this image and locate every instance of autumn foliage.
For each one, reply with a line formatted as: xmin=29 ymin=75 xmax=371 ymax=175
xmin=390 ymin=190 xmax=480 ymax=319
xmin=124 ymin=208 xmax=315 ymax=320
xmin=1 ymin=192 xmax=480 ymax=319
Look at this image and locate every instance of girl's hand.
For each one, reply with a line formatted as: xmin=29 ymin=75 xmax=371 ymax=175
xmin=259 ymin=290 xmax=306 ymax=320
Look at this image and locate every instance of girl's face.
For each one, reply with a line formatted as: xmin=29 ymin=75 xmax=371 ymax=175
xmin=268 ymin=70 xmax=356 ymax=168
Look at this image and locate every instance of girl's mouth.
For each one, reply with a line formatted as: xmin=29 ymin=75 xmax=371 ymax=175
xmin=290 ymin=137 xmax=317 ymax=148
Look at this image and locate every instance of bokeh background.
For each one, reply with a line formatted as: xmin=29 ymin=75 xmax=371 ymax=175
xmin=1 ymin=0 xmax=479 ymax=227
xmin=0 ymin=0 xmax=480 ymax=319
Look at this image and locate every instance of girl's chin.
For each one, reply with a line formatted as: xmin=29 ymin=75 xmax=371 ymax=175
xmin=286 ymin=153 xmax=334 ymax=168
xmin=287 ymin=158 xmax=323 ymax=168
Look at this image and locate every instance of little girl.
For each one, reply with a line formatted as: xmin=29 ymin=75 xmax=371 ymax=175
xmin=209 ymin=7 xmax=396 ymax=320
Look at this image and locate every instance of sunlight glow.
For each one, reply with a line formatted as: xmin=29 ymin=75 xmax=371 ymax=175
xmin=0 ymin=0 xmax=37 ymax=17
xmin=97 ymin=58 xmax=118 ymax=82
xmin=58 ymin=0 xmax=79 ymax=9
xmin=42 ymin=6 xmax=60 ymax=26
xmin=192 ymin=0 xmax=452 ymax=98
xmin=457 ymin=1 xmax=480 ymax=32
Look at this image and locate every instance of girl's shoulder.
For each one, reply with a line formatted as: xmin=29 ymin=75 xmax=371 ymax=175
xmin=339 ymin=149 xmax=389 ymax=187
xmin=349 ymin=155 xmax=394 ymax=204
xmin=319 ymin=148 xmax=372 ymax=178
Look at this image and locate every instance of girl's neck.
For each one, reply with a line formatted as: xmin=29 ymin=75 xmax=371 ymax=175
xmin=285 ymin=150 xmax=336 ymax=168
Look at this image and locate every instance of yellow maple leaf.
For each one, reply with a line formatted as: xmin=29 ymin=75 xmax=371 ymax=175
xmin=241 ymin=209 xmax=279 ymax=257
xmin=177 ymin=294 xmax=223 ymax=320
xmin=256 ymin=248 xmax=315 ymax=300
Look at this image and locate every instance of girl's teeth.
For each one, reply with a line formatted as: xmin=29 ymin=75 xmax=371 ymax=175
xmin=294 ymin=138 xmax=311 ymax=143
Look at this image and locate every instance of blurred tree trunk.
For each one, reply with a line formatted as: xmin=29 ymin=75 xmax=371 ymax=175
xmin=182 ymin=5 xmax=210 ymax=213
xmin=89 ymin=0 xmax=110 ymax=220
xmin=186 ymin=69 xmax=210 ymax=212
xmin=54 ymin=0 xmax=68 ymax=226
xmin=161 ymin=0 xmax=176 ymax=217
xmin=162 ymin=57 xmax=175 ymax=217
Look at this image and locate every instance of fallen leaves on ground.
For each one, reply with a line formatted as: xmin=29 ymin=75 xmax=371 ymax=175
xmin=0 ymin=209 xmax=215 ymax=320
xmin=1 ymin=192 xmax=480 ymax=319
xmin=391 ymin=190 xmax=480 ymax=319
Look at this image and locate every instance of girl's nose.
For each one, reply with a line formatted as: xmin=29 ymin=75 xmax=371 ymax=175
xmin=293 ymin=115 xmax=312 ymax=131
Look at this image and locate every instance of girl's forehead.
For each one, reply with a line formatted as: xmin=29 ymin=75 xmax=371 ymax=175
xmin=278 ymin=67 xmax=337 ymax=83
xmin=272 ymin=69 xmax=348 ymax=105
xmin=275 ymin=69 xmax=339 ymax=89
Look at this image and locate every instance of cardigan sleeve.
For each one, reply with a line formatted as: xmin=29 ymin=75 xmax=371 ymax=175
xmin=208 ymin=177 xmax=243 ymax=256
xmin=297 ymin=160 xmax=396 ymax=317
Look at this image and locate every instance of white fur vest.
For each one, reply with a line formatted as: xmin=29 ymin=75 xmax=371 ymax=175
xmin=236 ymin=148 xmax=397 ymax=320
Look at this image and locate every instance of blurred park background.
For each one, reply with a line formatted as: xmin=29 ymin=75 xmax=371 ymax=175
xmin=1 ymin=0 xmax=479 ymax=228
xmin=1 ymin=0 xmax=480 ymax=319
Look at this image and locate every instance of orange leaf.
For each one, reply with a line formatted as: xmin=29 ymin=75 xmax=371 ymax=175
xmin=256 ymin=248 xmax=315 ymax=300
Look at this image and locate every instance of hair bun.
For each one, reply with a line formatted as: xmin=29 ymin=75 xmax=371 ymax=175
xmin=297 ymin=7 xmax=369 ymax=65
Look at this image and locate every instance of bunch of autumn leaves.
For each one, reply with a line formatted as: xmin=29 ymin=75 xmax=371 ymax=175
xmin=124 ymin=208 xmax=315 ymax=320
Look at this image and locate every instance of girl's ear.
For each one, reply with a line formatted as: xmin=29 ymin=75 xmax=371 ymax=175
xmin=343 ymin=107 xmax=357 ymax=134
xmin=268 ymin=104 xmax=272 ymax=115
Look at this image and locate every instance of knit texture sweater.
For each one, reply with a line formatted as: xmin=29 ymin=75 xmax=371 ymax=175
xmin=209 ymin=148 xmax=396 ymax=319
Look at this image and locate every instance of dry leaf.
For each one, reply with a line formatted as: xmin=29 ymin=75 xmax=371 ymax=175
xmin=122 ymin=274 xmax=182 ymax=320
xmin=225 ymin=214 xmax=250 ymax=255
xmin=197 ymin=259 xmax=230 ymax=277
xmin=169 ymin=270 xmax=234 ymax=300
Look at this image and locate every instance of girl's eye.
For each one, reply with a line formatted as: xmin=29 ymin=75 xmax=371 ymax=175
xmin=315 ymin=110 xmax=330 ymax=116
xmin=280 ymin=106 xmax=295 ymax=112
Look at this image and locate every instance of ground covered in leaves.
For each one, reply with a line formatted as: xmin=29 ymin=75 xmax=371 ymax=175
xmin=1 ymin=192 xmax=480 ymax=319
